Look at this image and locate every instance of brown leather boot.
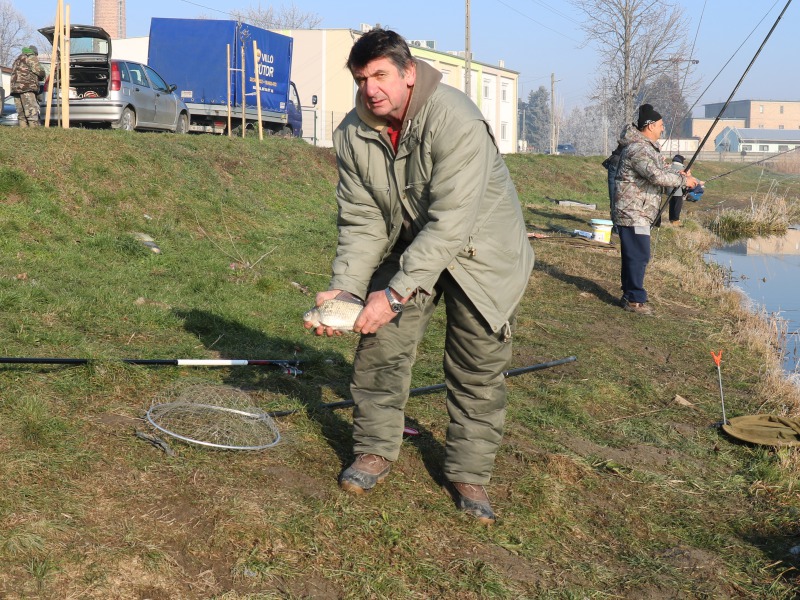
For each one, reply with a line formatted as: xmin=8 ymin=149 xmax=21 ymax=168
xmin=339 ymin=454 xmax=392 ymax=495
xmin=450 ymin=482 xmax=496 ymax=525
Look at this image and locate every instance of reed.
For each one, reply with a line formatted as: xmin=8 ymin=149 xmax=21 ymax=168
xmin=710 ymin=181 xmax=800 ymax=240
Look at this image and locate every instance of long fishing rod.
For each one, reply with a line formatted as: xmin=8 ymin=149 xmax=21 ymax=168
xmin=0 ymin=357 xmax=302 ymax=374
xmin=705 ymin=146 xmax=800 ymax=182
xmin=655 ymin=0 xmax=793 ymax=222
xmin=267 ymin=355 xmax=578 ymax=418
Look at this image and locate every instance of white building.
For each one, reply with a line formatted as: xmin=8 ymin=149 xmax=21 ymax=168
xmin=715 ymin=127 xmax=800 ymax=153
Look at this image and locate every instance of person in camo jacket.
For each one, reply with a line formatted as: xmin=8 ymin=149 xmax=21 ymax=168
xmin=612 ymin=104 xmax=701 ymax=316
xmin=10 ymin=46 xmax=46 ymax=128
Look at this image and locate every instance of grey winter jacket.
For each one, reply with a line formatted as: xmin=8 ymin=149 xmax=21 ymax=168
xmin=331 ymin=60 xmax=534 ymax=333
xmin=613 ymin=124 xmax=686 ymax=227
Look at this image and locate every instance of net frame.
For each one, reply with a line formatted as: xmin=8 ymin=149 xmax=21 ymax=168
xmin=145 ymin=381 xmax=281 ymax=450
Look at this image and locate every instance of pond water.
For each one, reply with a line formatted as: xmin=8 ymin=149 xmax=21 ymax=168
xmin=706 ymin=227 xmax=800 ymax=375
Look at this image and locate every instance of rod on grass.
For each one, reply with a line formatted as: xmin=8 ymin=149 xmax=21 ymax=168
xmin=268 ymin=355 xmax=578 ymax=418
xmin=0 ymin=357 xmax=302 ymax=375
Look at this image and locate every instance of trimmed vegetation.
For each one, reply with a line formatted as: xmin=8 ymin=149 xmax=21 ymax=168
xmin=1 ymin=128 xmax=799 ymax=598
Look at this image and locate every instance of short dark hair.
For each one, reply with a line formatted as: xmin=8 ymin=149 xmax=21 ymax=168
xmin=346 ymin=28 xmax=414 ymax=75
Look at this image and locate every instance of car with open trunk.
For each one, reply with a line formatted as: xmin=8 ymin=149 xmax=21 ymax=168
xmin=38 ymin=24 xmax=189 ymax=133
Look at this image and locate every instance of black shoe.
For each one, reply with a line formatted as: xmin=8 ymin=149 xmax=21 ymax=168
xmin=339 ymin=454 xmax=392 ymax=495
xmin=450 ymin=482 xmax=496 ymax=525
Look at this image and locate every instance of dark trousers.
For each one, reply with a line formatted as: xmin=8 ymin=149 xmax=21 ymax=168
xmin=617 ymin=225 xmax=651 ymax=304
xmin=669 ymin=193 xmax=684 ymax=222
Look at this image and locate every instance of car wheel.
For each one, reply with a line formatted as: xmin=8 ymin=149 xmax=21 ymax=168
xmin=117 ymin=107 xmax=136 ymax=131
xmin=175 ymin=113 xmax=188 ymax=134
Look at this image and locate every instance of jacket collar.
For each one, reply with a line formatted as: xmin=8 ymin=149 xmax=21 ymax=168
xmin=354 ymin=59 xmax=443 ymax=133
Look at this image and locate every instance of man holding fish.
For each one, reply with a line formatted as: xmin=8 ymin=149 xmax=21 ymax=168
xmin=304 ymin=29 xmax=534 ymax=524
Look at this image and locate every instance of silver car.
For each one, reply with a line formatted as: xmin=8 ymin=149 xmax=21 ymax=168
xmin=39 ymin=25 xmax=189 ymax=133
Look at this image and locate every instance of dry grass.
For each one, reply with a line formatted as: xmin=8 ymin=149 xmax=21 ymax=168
xmin=710 ymin=182 xmax=800 ymax=240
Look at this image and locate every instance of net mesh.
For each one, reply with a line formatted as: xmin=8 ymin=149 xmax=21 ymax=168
xmin=146 ymin=380 xmax=281 ymax=450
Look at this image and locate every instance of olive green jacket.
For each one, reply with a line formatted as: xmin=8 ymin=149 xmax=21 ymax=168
xmin=331 ymin=60 xmax=534 ymax=333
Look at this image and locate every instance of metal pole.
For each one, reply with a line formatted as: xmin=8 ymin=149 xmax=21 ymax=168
xmin=464 ymin=0 xmax=471 ymax=98
xmin=268 ymin=356 xmax=578 ymax=417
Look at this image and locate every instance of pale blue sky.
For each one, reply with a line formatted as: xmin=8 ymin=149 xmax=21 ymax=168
xmin=13 ymin=0 xmax=799 ymax=113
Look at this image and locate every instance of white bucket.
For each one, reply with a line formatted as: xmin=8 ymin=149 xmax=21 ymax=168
xmin=590 ymin=219 xmax=613 ymax=244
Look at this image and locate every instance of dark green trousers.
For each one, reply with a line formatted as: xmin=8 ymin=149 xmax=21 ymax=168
xmin=351 ymin=270 xmax=514 ymax=485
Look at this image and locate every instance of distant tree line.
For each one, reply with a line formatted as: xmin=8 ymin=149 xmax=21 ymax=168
xmin=518 ymin=0 xmax=697 ymax=156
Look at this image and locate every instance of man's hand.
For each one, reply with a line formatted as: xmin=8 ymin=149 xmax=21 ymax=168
xmin=681 ymin=170 xmax=703 ymax=189
xmin=304 ymin=289 xmax=343 ymax=337
xmin=354 ymin=288 xmax=403 ymax=335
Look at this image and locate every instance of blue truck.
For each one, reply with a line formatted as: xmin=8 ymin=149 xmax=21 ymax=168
xmin=148 ymin=18 xmax=303 ymax=136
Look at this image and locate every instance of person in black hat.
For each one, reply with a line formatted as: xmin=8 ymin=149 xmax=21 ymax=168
xmin=611 ymin=104 xmax=702 ymax=315
xmin=667 ymin=154 xmax=686 ymax=226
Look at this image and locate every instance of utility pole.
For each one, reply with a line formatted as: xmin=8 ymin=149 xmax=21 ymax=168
xmin=602 ymin=82 xmax=608 ymax=156
xmin=550 ymin=72 xmax=556 ymax=154
xmin=653 ymin=56 xmax=699 ymax=138
xmin=464 ymin=0 xmax=471 ymax=99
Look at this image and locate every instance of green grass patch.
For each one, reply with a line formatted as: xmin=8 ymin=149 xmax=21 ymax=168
xmin=0 ymin=128 xmax=798 ymax=597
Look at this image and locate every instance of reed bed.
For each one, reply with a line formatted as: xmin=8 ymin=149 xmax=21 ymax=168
xmin=710 ymin=181 xmax=800 ymax=240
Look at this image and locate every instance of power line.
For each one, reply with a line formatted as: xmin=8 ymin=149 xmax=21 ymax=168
xmin=493 ymin=0 xmax=581 ymax=42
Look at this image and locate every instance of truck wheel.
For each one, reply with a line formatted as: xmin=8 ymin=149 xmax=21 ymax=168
xmin=117 ymin=107 xmax=136 ymax=131
xmin=279 ymin=126 xmax=292 ymax=136
xmin=175 ymin=113 xmax=189 ymax=134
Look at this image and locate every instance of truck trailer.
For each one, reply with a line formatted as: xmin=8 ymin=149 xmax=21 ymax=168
xmin=148 ymin=18 xmax=303 ymax=136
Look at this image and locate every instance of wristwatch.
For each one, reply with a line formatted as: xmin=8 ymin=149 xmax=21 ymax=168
xmin=384 ymin=287 xmax=404 ymax=313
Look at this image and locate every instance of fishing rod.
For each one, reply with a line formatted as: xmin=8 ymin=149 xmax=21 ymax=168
xmin=655 ymin=0 xmax=793 ymax=222
xmin=704 ymin=146 xmax=800 ymax=182
xmin=0 ymin=357 xmax=302 ymax=375
xmin=267 ymin=355 xmax=578 ymax=418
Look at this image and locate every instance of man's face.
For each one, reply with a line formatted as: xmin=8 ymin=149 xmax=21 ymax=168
xmin=644 ymin=119 xmax=665 ymax=141
xmin=352 ymin=57 xmax=416 ymax=126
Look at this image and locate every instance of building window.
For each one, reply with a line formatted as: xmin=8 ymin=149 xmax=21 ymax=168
xmin=501 ymin=88 xmax=508 ymax=102
xmin=779 ymin=125 xmax=785 ymax=130
xmin=759 ymin=105 xmax=764 ymax=113
xmin=759 ymin=145 xmax=769 ymax=151
xmin=742 ymin=145 xmax=753 ymax=151
xmin=779 ymin=145 xmax=789 ymax=151
xmin=758 ymin=124 xmax=764 ymax=128
xmin=501 ymin=122 xmax=508 ymax=140
xmin=780 ymin=105 xmax=784 ymax=114
xmin=484 ymin=85 xmax=489 ymax=99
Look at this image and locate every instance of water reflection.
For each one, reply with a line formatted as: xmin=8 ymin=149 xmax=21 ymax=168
xmin=706 ymin=227 xmax=800 ymax=374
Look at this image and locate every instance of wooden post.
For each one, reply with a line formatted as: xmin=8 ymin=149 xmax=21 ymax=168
xmin=62 ymin=3 xmax=70 ymax=128
xmin=226 ymin=44 xmax=231 ymax=137
xmin=253 ymin=40 xmax=263 ymax=141
xmin=240 ymin=41 xmax=246 ymax=137
xmin=44 ymin=0 xmax=63 ymax=128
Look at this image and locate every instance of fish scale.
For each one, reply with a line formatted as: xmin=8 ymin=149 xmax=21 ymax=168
xmin=303 ymin=297 xmax=364 ymax=332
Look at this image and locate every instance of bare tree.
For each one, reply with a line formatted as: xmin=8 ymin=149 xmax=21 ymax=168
xmin=0 ymin=0 xmax=32 ymax=66
xmin=571 ymin=0 xmax=691 ymax=138
xmin=231 ymin=2 xmax=322 ymax=30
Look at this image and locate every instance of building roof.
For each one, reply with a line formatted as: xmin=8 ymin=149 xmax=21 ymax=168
xmin=724 ymin=127 xmax=800 ymax=142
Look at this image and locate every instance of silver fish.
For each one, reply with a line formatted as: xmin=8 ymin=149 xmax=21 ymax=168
xmin=303 ymin=297 xmax=364 ymax=331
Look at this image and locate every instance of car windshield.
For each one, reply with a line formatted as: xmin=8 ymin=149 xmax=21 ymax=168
xmin=70 ymin=37 xmax=110 ymax=55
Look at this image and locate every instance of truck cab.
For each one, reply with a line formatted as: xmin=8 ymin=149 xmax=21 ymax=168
xmin=285 ymin=81 xmax=302 ymax=137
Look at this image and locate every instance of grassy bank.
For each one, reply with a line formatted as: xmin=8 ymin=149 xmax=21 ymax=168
xmin=1 ymin=129 xmax=799 ymax=598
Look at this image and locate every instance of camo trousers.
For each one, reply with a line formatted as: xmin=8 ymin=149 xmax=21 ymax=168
xmin=350 ymin=264 xmax=515 ymax=485
xmin=14 ymin=92 xmax=40 ymax=127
